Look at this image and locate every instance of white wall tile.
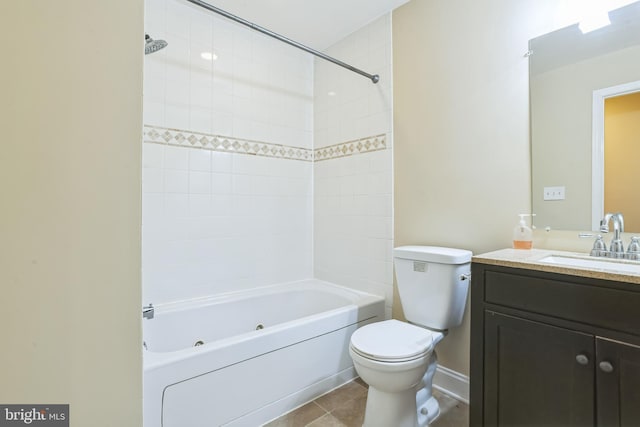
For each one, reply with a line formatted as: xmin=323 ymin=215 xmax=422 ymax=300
xmin=212 ymin=173 xmax=232 ymax=194
xmin=164 ymin=169 xmax=188 ymax=193
xmin=143 ymin=58 xmax=166 ymax=104
xmin=189 ymin=171 xmax=211 ymax=194
xmin=211 ymin=108 xmax=233 ymax=136
xmin=143 ymin=143 xmax=164 ymax=169
xmin=143 ymin=101 xmax=165 ymax=127
xmin=165 ymin=64 xmax=190 ymax=106
xmin=189 ymin=107 xmax=212 ymax=134
xmin=164 ymin=146 xmax=189 ymax=170
xmin=188 ymin=194 xmax=212 ymax=217
xmin=165 ymin=0 xmax=190 ymax=38
xmin=143 ymin=0 xmax=389 ymax=306
xmin=212 ymin=76 xmax=233 ymax=101
xmin=142 ymin=193 xmax=164 ymax=220
xmin=164 ymin=193 xmax=188 ymax=217
xmin=142 ymin=167 xmax=164 ymax=194
xmin=212 ymin=152 xmax=233 ymax=173
xmin=313 ymin=15 xmax=394 ymax=307
xmin=188 ymin=149 xmax=211 ymax=172
xmin=190 ymin=14 xmax=213 ymax=47
xmin=232 ymin=174 xmax=253 ymax=195
xmin=190 ymin=73 xmax=212 ymax=108
xmin=165 ymin=104 xmax=190 ymax=131
xmin=210 ymin=195 xmax=231 ymax=216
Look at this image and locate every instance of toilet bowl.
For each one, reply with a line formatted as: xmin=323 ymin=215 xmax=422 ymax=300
xmin=349 ymin=319 xmax=444 ymax=427
xmin=349 ymin=246 xmax=472 ymax=427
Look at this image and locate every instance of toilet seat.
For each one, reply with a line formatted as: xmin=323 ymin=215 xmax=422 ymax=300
xmin=350 ymin=319 xmax=435 ymax=362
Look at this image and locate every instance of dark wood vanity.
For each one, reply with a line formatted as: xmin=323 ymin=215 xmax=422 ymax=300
xmin=470 ymin=251 xmax=640 ymax=427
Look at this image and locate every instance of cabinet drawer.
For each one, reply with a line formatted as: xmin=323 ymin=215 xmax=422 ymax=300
xmin=484 ymin=271 xmax=640 ymax=336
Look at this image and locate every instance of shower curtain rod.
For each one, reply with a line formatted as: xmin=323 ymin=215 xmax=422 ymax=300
xmin=185 ymin=0 xmax=380 ymax=84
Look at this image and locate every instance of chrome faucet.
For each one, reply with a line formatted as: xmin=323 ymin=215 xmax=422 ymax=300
xmin=600 ymin=213 xmax=625 ymax=258
xmin=143 ymin=303 xmax=154 ymax=320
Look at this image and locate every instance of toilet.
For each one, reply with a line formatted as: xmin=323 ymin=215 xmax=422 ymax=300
xmin=349 ymin=246 xmax=472 ymax=427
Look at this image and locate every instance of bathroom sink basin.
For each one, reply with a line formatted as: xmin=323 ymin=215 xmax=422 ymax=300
xmin=538 ymin=255 xmax=640 ymax=274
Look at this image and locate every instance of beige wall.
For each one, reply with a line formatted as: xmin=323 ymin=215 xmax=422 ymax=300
xmin=392 ymin=0 xmax=563 ymax=376
xmin=0 ymin=1 xmax=143 ymax=426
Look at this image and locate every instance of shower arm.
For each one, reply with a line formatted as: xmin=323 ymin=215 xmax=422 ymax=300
xmin=184 ymin=0 xmax=380 ymax=84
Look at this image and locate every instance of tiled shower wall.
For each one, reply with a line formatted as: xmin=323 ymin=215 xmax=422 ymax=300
xmin=142 ymin=0 xmax=313 ymax=304
xmin=314 ymin=15 xmax=394 ymax=317
xmin=143 ymin=0 xmax=393 ymax=311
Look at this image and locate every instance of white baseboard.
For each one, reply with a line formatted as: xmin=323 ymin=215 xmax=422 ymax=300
xmin=432 ymin=365 xmax=469 ymax=404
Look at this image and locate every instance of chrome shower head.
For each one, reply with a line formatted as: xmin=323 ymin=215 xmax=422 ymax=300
xmin=145 ymin=34 xmax=168 ymax=55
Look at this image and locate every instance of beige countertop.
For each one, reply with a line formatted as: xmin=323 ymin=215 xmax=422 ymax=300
xmin=473 ymin=248 xmax=640 ymax=285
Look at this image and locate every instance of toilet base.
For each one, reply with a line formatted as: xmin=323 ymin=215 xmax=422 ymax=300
xmin=364 ymin=387 xmax=419 ymax=427
xmin=362 ymin=352 xmax=441 ymax=427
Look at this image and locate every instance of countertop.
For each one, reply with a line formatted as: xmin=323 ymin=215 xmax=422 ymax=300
xmin=473 ymin=248 xmax=640 ymax=285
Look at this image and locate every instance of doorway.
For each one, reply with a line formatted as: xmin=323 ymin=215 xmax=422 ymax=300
xmin=604 ymin=91 xmax=640 ymax=230
xmin=591 ymin=80 xmax=640 ymax=230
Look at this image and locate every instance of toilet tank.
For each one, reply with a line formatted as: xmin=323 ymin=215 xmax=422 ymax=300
xmin=393 ymin=246 xmax=472 ymax=330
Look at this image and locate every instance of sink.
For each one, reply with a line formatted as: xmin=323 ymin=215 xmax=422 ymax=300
xmin=538 ymin=255 xmax=640 ymax=274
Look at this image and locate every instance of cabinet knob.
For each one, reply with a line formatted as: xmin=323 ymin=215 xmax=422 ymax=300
xmin=575 ymin=354 xmax=589 ymax=365
xmin=599 ymin=361 xmax=614 ymax=373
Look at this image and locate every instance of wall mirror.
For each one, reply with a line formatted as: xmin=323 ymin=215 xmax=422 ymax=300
xmin=530 ymin=0 xmax=640 ymax=232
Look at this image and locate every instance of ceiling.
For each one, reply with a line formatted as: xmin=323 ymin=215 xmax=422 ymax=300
xmin=530 ymin=0 xmax=640 ymax=76
xmin=201 ymin=0 xmax=411 ymax=50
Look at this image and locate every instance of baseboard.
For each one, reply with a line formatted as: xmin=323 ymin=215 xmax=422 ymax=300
xmin=432 ymin=365 xmax=469 ymax=404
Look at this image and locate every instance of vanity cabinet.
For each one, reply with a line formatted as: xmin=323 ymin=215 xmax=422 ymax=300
xmin=470 ymin=262 xmax=640 ymax=427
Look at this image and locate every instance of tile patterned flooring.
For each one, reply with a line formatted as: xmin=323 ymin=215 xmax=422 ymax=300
xmin=263 ymin=378 xmax=469 ymax=427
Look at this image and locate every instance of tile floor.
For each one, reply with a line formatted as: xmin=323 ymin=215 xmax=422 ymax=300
xmin=263 ymin=378 xmax=469 ymax=427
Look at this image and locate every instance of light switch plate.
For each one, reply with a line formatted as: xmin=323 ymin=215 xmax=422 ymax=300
xmin=544 ymin=186 xmax=565 ymax=201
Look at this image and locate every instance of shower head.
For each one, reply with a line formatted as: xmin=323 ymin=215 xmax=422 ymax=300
xmin=145 ymin=34 xmax=168 ymax=55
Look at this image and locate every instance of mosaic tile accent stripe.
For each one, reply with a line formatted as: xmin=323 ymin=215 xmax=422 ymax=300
xmin=143 ymin=125 xmax=388 ymax=163
xmin=143 ymin=125 xmax=313 ymax=162
xmin=314 ymin=134 xmax=387 ymax=161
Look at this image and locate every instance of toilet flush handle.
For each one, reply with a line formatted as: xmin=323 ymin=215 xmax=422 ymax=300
xmin=460 ymin=273 xmax=471 ymax=281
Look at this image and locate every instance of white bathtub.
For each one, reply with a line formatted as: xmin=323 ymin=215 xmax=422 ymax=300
xmin=143 ymin=279 xmax=385 ymax=427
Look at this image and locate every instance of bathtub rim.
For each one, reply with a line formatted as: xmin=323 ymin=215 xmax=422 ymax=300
xmin=144 ymin=278 xmax=380 ymax=314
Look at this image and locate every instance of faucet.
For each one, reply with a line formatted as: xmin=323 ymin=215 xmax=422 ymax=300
xmin=143 ymin=303 xmax=154 ymax=320
xmin=600 ymin=212 xmax=625 ymax=258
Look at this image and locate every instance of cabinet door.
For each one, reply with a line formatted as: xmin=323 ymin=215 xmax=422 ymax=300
xmin=596 ymin=338 xmax=640 ymax=427
xmin=484 ymin=311 xmax=595 ymax=427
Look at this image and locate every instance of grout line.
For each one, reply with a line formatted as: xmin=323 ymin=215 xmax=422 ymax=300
xmin=306 ymin=402 xmax=329 ymax=426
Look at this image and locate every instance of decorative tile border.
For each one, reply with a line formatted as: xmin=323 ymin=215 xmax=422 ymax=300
xmin=314 ymin=134 xmax=387 ymax=161
xmin=143 ymin=125 xmax=388 ymax=163
xmin=143 ymin=125 xmax=313 ymax=162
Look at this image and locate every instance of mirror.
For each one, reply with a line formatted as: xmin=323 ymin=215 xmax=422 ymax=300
xmin=530 ymin=1 xmax=640 ymax=232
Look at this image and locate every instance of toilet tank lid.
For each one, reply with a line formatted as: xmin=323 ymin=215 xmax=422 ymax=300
xmin=394 ymin=246 xmax=472 ymax=264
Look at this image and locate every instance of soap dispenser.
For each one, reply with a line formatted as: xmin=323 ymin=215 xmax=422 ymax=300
xmin=513 ymin=214 xmax=535 ymax=249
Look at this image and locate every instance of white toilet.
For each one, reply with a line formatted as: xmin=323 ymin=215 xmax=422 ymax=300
xmin=349 ymin=246 xmax=472 ymax=427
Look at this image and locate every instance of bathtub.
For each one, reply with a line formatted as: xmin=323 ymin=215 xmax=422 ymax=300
xmin=143 ymin=279 xmax=385 ymax=427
